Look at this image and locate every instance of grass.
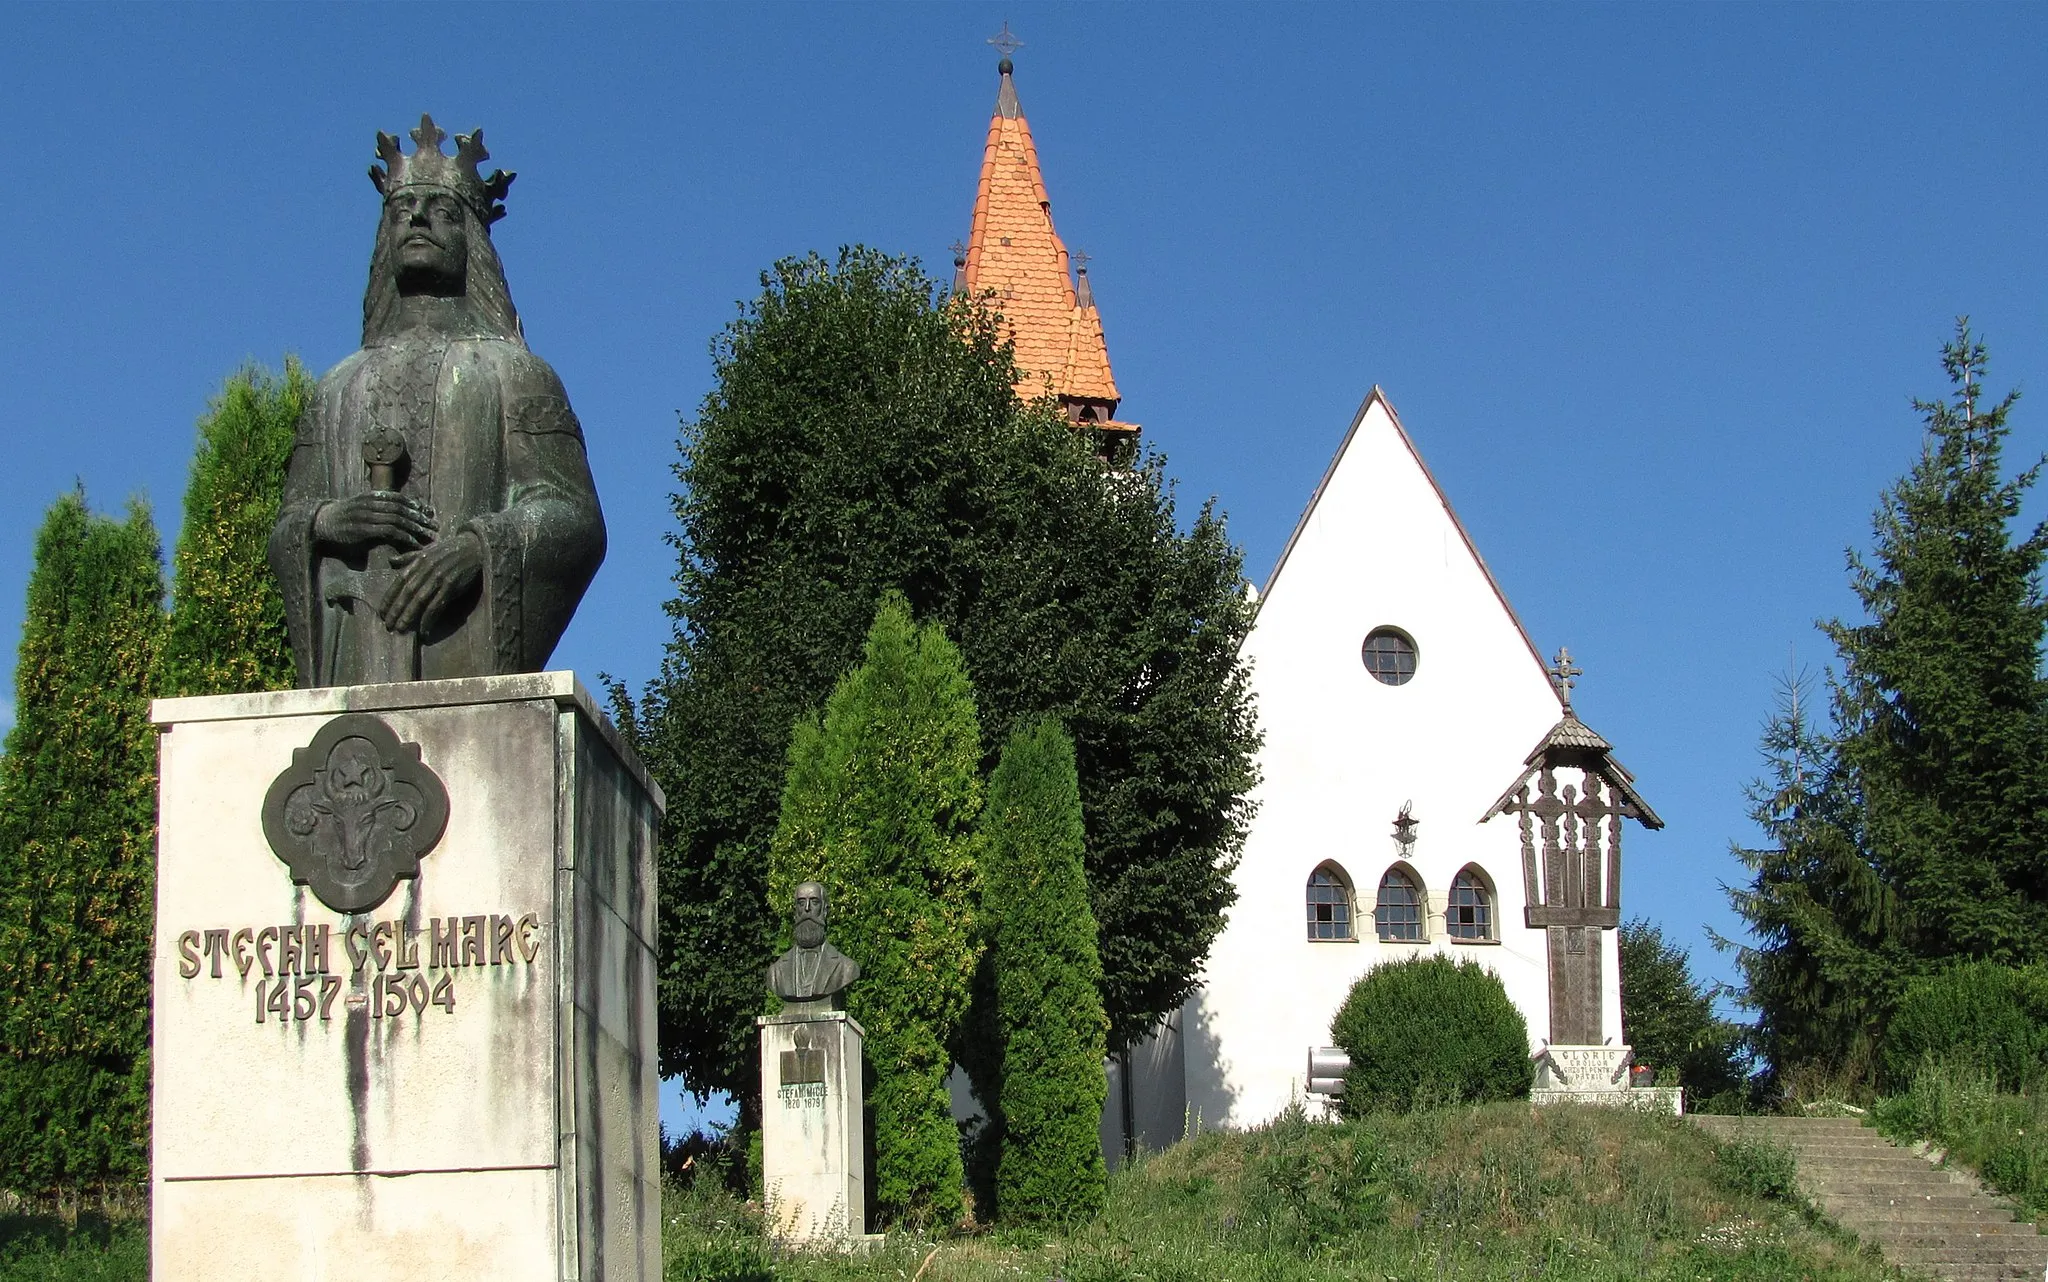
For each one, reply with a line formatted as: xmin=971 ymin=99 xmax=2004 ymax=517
xmin=1873 ymin=1057 xmax=2048 ymax=1221
xmin=0 ymin=1210 xmax=145 ymax=1282
xmin=667 ymin=1102 xmax=1906 ymax=1282
xmin=0 ymin=1103 xmax=1912 ymax=1281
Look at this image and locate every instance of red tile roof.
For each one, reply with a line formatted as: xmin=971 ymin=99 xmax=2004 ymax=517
xmin=962 ymin=63 xmax=1128 ymax=426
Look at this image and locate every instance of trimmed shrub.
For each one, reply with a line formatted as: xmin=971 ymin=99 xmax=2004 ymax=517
xmin=1330 ymin=954 xmax=1530 ymax=1115
xmin=1883 ymin=961 xmax=2048 ymax=1089
xmin=160 ymin=361 xmax=307 ymax=697
xmin=0 ymin=492 xmax=166 ymax=1194
xmin=767 ymin=595 xmax=982 ymax=1228
xmin=976 ymin=716 xmax=1108 ymax=1225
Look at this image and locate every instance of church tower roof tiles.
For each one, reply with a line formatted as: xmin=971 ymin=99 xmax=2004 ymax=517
xmin=961 ymin=52 xmax=1136 ymax=438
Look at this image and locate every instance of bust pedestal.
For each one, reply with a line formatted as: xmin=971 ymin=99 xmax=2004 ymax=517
xmin=149 ymin=673 xmax=662 ymax=1282
xmin=757 ymin=1008 xmax=867 ymax=1245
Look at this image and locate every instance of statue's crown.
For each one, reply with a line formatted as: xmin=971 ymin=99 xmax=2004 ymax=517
xmin=369 ymin=114 xmax=514 ymax=226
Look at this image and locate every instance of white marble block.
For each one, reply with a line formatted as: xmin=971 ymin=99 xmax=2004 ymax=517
xmin=150 ymin=672 xmax=663 ymax=1282
xmin=758 ymin=1011 xmax=866 ymax=1244
xmin=1531 ymin=1043 xmax=1682 ymax=1114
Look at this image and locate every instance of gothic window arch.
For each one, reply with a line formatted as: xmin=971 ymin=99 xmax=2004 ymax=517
xmin=1306 ymin=863 xmax=1356 ymax=941
xmin=1375 ymin=865 xmax=1425 ymax=942
xmin=1448 ymin=865 xmax=1496 ymax=942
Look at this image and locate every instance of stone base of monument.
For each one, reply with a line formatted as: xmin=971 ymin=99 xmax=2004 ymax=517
xmin=1530 ymin=1044 xmax=1684 ymax=1115
xmin=758 ymin=1009 xmax=871 ymax=1246
xmin=150 ymin=673 xmax=663 ymax=1282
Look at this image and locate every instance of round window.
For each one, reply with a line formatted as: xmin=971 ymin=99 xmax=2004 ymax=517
xmin=1361 ymin=628 xmax=1417 ymax=686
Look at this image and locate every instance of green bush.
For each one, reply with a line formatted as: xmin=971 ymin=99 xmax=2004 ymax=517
xmin=1237 ymin=1105 xmax=1390 ymax=1254
xmin=1883 ymin=960 xmax=2048 ymax=1089
xmin=1330 ymin=954 xmax=1530 ymax=1115
xmin=1712 ymin=1138 xmax=1801 ymax=1204
xmin=159 ymin=361 xmax=306 ymax=698
xmin=0 ymin=492 xmax=165 ymax=1195
xmin=767 ymin=595 xmax=983 ymax=1228
xmin=975 ymin=716 xmax=1107 ymax=1226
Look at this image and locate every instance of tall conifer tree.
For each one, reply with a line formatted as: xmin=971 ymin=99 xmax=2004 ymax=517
xmin=1826 ymin=325 xmax=2048 ymax=960
xmin=0 ymin=492 xmax=166 ymax=1194
xmin=767 ymin=595 xmax=982 ymax=1228
xmin=975 ymin=715 xmax=1107 ymax=1226
xmin=1730 ymin=324 xmax=2048 ymax=1080
xmin=160 ymin=361 xmax=307 ymax=696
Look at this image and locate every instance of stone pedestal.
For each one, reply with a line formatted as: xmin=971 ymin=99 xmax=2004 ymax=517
xmin=758 ymin=1010 xmax=866 ymax=1245
xmin=1530 ymin=1043 xmax=1682 ymax=1114
xmin=149 ymin=672 xmax=663 ymax=1282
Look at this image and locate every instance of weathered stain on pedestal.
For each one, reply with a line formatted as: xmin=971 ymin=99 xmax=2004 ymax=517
xmin=758 ymin=1011 xmax=867 ymax=1244
xmin=150 ymin=672 xmax=662 ymax=1281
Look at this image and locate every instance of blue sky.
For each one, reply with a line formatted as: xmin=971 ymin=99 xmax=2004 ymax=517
xmin=6 ymin=4 xmax=2047 ymax=1131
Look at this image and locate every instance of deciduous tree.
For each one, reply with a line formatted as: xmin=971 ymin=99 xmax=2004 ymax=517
xmin=620 ymin=248 xmax=1258 ymax=1115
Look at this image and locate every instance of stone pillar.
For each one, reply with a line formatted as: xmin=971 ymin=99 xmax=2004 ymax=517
xmin=758 ymin=1010 xmax=866 ymax=1244
xmin=149 ymin=672 xmax=663 ymax=1282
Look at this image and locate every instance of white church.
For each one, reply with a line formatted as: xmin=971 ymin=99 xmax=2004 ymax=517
xmin=1180 ymin=389 xmax=1664 ymax=1130
xmin=949 ymin=46 xmax=1665 ymax=1150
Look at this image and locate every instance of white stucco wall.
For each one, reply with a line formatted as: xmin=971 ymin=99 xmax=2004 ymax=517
xmin=1186 ymin=389 xmax=1598 ymax=1129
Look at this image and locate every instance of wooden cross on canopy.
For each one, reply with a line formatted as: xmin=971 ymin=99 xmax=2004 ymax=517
xmin=1548 ymin=646 xmax=1582 ymax=710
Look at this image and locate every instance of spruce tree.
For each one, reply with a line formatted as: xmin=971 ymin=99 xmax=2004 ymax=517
xmin=1728 ymin=324 xmax=2048 ymax=1082
xmin=1728 ymin=670 xmax=1909 ymax=1080
xmin=1825 ymin=324 xmax=2048 ymax=962
xmin=767 ymin=595 xmax=982 ymax=1228
xmin=624 ymin=247 xmax=1258 ymax=1115
xmin=160 ymin=361 xmax=307 ymax=696
xmin=0 ymin=491 xmax=166 ymax=1194
xmin=976 ymin=715 xmax=1107 ymax=1226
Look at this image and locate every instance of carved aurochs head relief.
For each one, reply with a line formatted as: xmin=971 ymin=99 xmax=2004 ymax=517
xmin=261 ymin=713 xmax=450 ymax=914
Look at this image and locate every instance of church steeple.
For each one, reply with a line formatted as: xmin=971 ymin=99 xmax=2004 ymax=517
xmin=960 ymin=28 xmax=1138 ymax=450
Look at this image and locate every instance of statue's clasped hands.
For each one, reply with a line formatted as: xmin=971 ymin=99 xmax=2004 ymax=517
xmin=313 ymin=491 xmax=485 ymax=633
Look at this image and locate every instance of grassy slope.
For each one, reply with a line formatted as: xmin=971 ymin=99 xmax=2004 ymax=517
xmin=0 ymin=1104 xmax=1910 ymax=1281
xmin=670 ymin=1103 xmax=1908 ymax=1282
xmin=1874 ymin=1059 xmax=2048 ymax=1221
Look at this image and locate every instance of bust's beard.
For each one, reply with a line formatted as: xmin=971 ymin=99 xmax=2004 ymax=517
xmin=794 ymin=919 xmax=826 ymax=950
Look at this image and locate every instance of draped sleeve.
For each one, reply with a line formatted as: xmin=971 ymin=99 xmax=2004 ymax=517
xmin=462 ymin=349 xmax=607 ymax=673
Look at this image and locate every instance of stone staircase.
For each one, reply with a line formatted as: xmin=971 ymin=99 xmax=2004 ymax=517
xmin=1695 ymin=1115 xmax=2047 ymax=1282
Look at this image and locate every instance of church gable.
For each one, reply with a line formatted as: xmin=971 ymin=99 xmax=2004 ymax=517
xmin=1247 ymin=387 xmax=1559 ymax=755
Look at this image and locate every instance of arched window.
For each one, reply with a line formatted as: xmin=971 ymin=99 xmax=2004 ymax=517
xmin=1375 ymin=867 xmax=1424 ymax=942
xmin=1448 ymin=867 xmax=1494 ymax=941
xmin=1306 ymin=864 xmax=1355 ymax=941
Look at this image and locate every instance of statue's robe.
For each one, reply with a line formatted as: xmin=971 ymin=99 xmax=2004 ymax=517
xmin=270 ymin=327 xmax=605 ymax=687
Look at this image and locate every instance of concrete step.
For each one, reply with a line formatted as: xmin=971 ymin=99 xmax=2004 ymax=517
xmin=1836 ymin=1211 xmax=2028 ymax=1232
xmin=1887 ymin=1241 xmax=2048 ymax=1265
xmin=1692 ymin=1115 xmax=2048 ymax=1282
xmin=1818 ymin=1179 xmax=1990 ymax=1195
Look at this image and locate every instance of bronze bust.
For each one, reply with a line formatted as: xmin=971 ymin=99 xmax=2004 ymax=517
xmin=269 ymin=115 xmax=605 ymax=687
xmin=767 ymin=882 xmax=860 ymax=1005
